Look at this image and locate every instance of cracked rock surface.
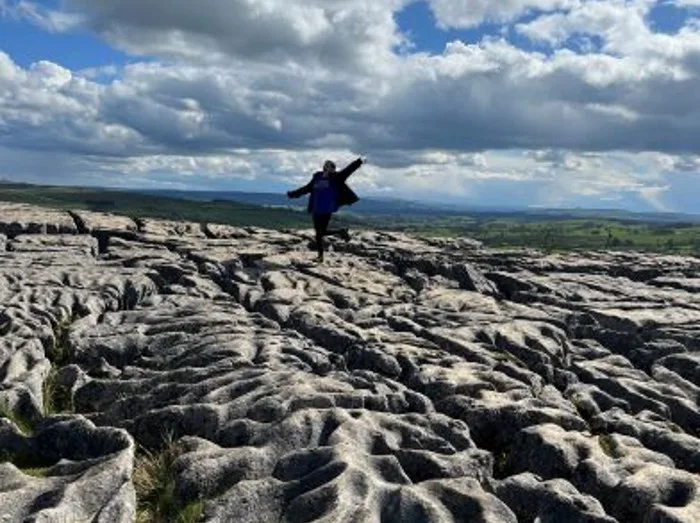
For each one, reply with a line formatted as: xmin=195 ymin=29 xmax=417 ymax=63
xmin=0 ymin=202 xmax=699 ymax=522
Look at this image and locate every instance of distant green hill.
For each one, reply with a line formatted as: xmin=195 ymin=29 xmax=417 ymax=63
xmin=128 ymin=187 xmax=700 ymax=224
xmin=2 ymin=182 xmax=699 ymax=254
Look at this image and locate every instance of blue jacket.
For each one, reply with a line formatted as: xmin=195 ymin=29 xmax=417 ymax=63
xmin=288 ymin=158 xmax=362 ymax=214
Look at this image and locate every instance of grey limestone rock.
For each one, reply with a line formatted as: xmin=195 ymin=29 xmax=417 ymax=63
xmin=0 ymin=416 xmax=135 ymax=523
xmin=0 ymin=203 xmax=77 ymax=236
xmin=495 ymin=472 xmax=617 ymax=523
xmin=0 ymin=205 xmax=699 ymax=522
xmin=70 ymin=209 xmax=138 ymax=234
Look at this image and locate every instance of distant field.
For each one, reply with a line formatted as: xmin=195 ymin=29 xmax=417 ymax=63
xmin=380 ymin=215 xmax=700 ymax=254
xmin=2 ymin=182 xmax=700 ymax=254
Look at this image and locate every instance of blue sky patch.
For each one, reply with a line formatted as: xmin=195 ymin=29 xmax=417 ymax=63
xmin=395 ymin=1 xmax=582 ymax=57
xmin=395 ymin=1 xmax=505 ymax=54
xmin=649 ymin=2 xmax=695 ymax=34
xmin=0 ymin=14 xmax=130 ymax=70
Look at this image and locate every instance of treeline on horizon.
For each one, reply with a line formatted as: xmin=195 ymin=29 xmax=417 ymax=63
xmin=1 ymin=182 xmax=699 ymax=254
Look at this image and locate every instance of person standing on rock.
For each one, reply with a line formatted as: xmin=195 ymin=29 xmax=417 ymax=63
xmin=287 ymin=156 xmax=365 ymax=262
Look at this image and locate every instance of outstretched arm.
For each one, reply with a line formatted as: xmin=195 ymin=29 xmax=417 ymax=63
xmin=336 ymin=157 xmax=364 ymax=184
xmin=287 ymin=179 xmax=313 ymax=199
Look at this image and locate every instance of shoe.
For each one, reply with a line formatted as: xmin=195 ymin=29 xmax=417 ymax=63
xmin=339 ymin=228 xmax=350 ymax=242
xmin=315 ymin=255 xmax=324 ymax=263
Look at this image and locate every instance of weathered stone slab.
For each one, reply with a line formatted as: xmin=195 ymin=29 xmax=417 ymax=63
xmin=0 ymin=203 xmax=77 ymax=236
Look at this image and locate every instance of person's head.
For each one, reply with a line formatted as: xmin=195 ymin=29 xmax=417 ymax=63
xmin=323 ymin=160 xmax=336 ymax=175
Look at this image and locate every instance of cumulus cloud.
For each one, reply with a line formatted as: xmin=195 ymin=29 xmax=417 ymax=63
xmin=4 ymin=0 xmax=407 ymax=70
xmin=515 ymin=0 xmax=700 ymax=60
xmin=1 ymin=0 xmax=700 ymax=211
xmin=5 ymin=35 xmax=700 ymax=160
xmin=372 ymin=37 xmax=700 ymax=153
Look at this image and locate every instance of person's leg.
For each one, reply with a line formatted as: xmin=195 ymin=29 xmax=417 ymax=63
xmin=313 ymin=214 xmax=331 ymax=260
xmin=323 ymin=213 xmax=350 ymax=241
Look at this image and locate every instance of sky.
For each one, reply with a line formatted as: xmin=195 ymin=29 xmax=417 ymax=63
xmin=1 ymin=1 xmax=700 ymax=212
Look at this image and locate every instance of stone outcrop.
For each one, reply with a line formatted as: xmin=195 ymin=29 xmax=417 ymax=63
xmin=0 ymin=202 xmax=699 ymax=522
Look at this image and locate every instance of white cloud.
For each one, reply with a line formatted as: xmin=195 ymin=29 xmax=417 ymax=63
xmin=523 ymin=150 xmax=678 ymax=210
xmin=653 ymin=153 xmax=700 ymax=172
xmin=4 ymin=0 xmax=408 ymax=71
xmin=3 ymin=9 xmax=700 ymax=158
xmin=2 ymin=0 xmax=700 ymax=211
xmin=516 ymin=0 xmax=700 ymax=62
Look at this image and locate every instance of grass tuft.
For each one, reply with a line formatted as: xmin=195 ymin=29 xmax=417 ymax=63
xmin=134 ymin=438 xmax=204 ymax=523
xmin=0 ymin=401 xmax=35 ymax=436
xmin=47 ymin=316 xmax=73 ymax=367
xmin=42 ymin=368 xmax=74 ymax=416
xmin=177 ymin=501 xmax=206 ymax=523
xmin=20 ymin=466 xmax=52 ymax=478
xmin=598 ymin=434 xmax=621 ymax=458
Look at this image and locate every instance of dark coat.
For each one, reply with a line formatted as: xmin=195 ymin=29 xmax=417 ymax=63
xmin=288 ymin=158 xmax=362 ymax=214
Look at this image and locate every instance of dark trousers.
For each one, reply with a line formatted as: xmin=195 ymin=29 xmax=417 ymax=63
xmin=313 ymin=213 xmax=342 ymax=257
